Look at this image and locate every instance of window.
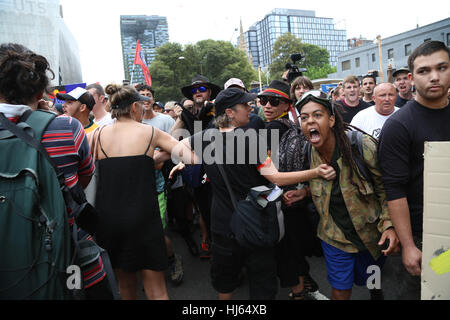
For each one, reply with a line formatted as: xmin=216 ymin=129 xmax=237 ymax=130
xmin=342 ymin=60 xmax=351 ymax=71
xmin=355 ymin=57 xmax=360 ymax=68
xmin=387 ymin=49 xmax=394 ymax=59
xmin=405 ymin=44 xmax=412 ymax=56
xmin=372 ymin=53 xmax=376 ymax=62
xmin=447 ymin=33 xmax=450 ymax=46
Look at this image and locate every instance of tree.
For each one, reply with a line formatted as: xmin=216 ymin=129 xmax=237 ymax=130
xmin=268 ymin=33 xmax=334 ymax=81
xmin=304 ymin=65 xmax=337 ymax=80
xmin=149 ymin=40 xmax=258 ymax=103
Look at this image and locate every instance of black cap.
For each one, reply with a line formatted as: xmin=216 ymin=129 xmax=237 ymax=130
xmin=392 ymin=67 xmax=410 ymax=78
xmin=214 ymin=88 xmax=257 ymax=117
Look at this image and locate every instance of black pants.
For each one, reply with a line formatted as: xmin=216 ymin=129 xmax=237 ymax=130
xmin=167 ymin=186 xmax=191 ymax=238
xmin=211 ymin=233 xmax=278 ymax=300
xmin=193 ymin=182 xmax=212 ymax=239
xmin=276 ymin=204 xmax=321 ymax=288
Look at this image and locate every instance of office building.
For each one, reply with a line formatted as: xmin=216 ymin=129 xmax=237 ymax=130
xmin=241 ymin=8 xmax=347 ymax=69
xmin=0 ymin=0 xmax=82 ymax=85
xmin=330 ymin=18 xmax=450 ymax=81
xmin=120 ymin=15 xmax=169 ymax=83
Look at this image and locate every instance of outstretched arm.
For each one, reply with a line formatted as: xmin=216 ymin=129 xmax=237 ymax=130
xmin=258 ymin=157 xmax=336 ymax=186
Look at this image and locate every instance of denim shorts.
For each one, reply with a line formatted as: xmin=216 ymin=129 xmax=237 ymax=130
xmin=321 ymin=241 xmax=386 ymax=290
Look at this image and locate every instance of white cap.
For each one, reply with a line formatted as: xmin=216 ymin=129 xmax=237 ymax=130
xmin=224 ymin=78 xmax=247 ymax=91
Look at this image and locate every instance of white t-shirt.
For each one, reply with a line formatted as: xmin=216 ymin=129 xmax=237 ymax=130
xmin=350 ymin=106 xmax=399 ymax=140
xmin=94 ymin=112 xmax=115 ymax=126
xmin=142 ymin=113 xmax=175 ymax=133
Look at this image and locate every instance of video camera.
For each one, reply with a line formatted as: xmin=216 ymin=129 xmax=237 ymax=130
xmin=285 ymin=53 xmax=307 ymax=84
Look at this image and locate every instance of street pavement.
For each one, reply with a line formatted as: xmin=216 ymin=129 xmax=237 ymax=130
xmin=136 ymin=222 xmax=387 ymax=300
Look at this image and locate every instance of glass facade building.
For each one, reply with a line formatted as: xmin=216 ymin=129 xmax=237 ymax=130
xmin=0 ymin=0 xmax=82 ymax=86
xmin=242 ymin=9 xmax=347 ymax=69
xmin=120 ymin=15 xmax=169 ymax=83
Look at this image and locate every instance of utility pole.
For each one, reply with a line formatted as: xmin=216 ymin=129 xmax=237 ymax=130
xmin=377 ymin=35 xmax=384 ymax=82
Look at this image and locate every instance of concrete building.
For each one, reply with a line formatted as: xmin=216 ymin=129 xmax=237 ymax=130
xmin=240 ymin=8 xmax=347 ymax=69
xmin=330 ymin=18 xmax=450 ymax=81
xmin=120 ymin=15 xmax=169 ymax=83
xmin=0 ymin=0 xmax=82 ymax=85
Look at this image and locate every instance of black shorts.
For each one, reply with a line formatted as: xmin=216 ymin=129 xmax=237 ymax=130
xmin=210 ymin=233 xmax=278 ymax=300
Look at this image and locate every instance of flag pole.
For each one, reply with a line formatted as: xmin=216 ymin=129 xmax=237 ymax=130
xmin=130 ymin=64 xmax=137 ymax=84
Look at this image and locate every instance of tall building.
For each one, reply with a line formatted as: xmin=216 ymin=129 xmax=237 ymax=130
xmin=120 ymin=15 xmax=169 ymax=83
xmin=241 ymin=8 xmax=347 ymax=69
xmin=330 ymin=18 xmax=450 ymax=81
xmin=0 ymin=0 xmax=82 ymax=85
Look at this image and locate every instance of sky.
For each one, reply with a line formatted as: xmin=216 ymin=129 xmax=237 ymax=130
xmin=59 ymin=0 xmax=450 ymax=86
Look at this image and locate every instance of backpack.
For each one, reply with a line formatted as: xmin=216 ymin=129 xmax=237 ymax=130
xmin=276 ymin=118 xmax=307 ymax=173
xmin=303 ymin=130 xmax=374 ymax=185
xmin=0 ymin=110 xmax=71 ymax=300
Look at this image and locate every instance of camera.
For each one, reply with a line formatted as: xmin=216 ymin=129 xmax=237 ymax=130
xmin=285 ymin=53 xmax=308 ymax=84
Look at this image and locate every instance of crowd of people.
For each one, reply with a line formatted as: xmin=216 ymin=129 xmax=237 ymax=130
xmin=0 ymin=40 xmax=449 ymax=301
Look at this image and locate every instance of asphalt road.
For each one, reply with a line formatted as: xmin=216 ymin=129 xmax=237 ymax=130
xmin=137 ymin=223 xmax=382 ymax=301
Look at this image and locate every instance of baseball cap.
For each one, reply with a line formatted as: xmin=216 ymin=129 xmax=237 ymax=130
xmin=56 ymin=87 xmax=95 ymax=110
xmin=392 ymin=67 xmax=410 ymax=78
xmin=224 ymin=78 xmax=247 ymax=92
xmin=214 ymin=88 xmax=257 ymax=117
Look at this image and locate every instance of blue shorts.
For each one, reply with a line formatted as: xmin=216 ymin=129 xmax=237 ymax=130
xmin=321 ymin=241 xmax=385 ymax=290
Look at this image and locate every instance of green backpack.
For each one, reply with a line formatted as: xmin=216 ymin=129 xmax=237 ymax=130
xmin=0 ymin=110 xmax=71 ymax=300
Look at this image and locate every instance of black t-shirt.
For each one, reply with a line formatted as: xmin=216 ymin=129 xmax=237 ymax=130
xmin=363 ymin=100 xmax=375 ymax=107
xmin=189 ymin=128 xmax=269 ymax=236
xmin=395 ymin=94 xmax=411 ymax=108
xmin=338 ymin=99 xmax=370 ymax=123
xmin=378 ymin=100 xmax=450 ymax=235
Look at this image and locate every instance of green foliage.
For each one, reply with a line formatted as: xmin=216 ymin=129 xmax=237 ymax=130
xmin=268 ymin=32 xmax=334 ymax=81
xmin=148 ymin=40 xmax=258 ymax=103
xmin=304 ymin=65 xmax=337 ymax=80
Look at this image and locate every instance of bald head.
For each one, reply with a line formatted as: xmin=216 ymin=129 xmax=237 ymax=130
xmin=373 ymin=83 xmax=397 ymax=116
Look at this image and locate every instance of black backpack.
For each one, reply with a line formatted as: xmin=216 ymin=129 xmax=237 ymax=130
xmin=276 ymin=118 xmax=307 ymax=173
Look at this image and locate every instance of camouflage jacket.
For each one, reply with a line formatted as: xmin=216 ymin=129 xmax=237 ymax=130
xmin=309 ymin=133 xmax=393 ymax=260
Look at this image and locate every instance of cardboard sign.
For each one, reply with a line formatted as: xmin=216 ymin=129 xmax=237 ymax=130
xmin=422 ymin=142 xmax=450 ymax=300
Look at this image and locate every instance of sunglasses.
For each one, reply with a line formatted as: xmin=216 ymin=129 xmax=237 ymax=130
xmin=191 ymin=86 xmax=208 ymax=94
xmin=259 ymin=96 xmax=288 ymax=107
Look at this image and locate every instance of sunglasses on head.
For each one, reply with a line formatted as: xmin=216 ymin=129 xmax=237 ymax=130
xmin=191 ymin=86 xmax=208 ymax=94
xmin=259 ymin=96 xmax=288 ymax=107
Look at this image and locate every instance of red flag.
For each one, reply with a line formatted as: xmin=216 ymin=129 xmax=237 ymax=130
xmin=133 ymin=40 xmax=152 ymax=86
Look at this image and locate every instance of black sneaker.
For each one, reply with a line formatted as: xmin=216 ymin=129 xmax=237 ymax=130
xmin=370 ymin=289 xmax=384 ymax=300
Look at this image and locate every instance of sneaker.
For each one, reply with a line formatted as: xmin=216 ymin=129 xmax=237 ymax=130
xmin=303 ymin=274 xmax=329 ymax=300
xmin=200 ymin=241 xmax=211 ymax=259
xmin=169 ymin=253 xmax=183 ymax=286
xmin=304 ymin=274 xmax=319 ymax=293
xmin=369 ymin=289 xmax=384 ymax=300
